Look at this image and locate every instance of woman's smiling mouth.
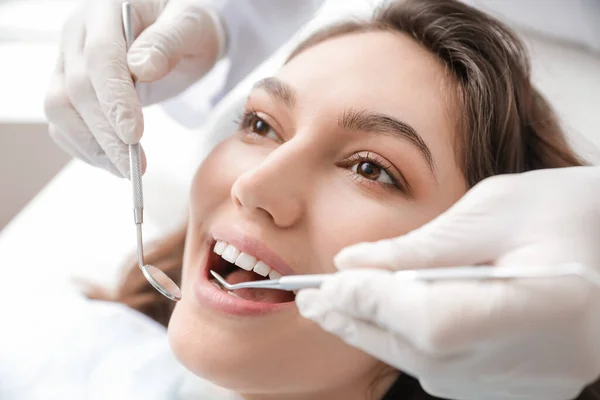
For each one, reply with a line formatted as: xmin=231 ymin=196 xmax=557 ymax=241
xmin=193 ymin=229 xmax=298 ymax=316
xmin=210 ymin=240 xmax=296 ymax=304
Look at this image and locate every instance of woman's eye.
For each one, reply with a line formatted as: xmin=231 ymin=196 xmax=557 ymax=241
xmin=351 ymin=161 xmax=394 ymax=185
xmin=251 ymin=117 xmax=271 ymax=136
xmin=241 ymin=111 xmax=279 ymax=141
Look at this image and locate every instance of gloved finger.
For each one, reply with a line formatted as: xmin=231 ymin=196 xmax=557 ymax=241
xmin=296 ymin=287 xmax=463 ymax=378
xmin=48 ymin=124 xmax=122 ymax=177
xmin=83 ymin=0 xmax=143 ymax=145
xmin=297 ymin=270 xmax=451 ymax=352
xmin=44 ymin=68 xmax=123 ymax=177
xmin=127 ymin=1 xmax=221 ymax=82
xmin=301 ymin=269 xmax=593 ymax=355
xmin=63 ymin=21 xmax=144 ymax=178
xmin=48 ymin=124 xmax=93 ymax=165
xmin=334 ymin=177 xmax=515 ymax=270
xmin=333 ymin=213 xmax=501 ymax=270
xmin=65 ymin=61 xmax=134 ymax=177
xmin=297 ymin=278 xmax=594 ymax=400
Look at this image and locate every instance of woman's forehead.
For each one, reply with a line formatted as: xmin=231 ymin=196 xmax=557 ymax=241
xmin=271 ymin=30 xmax=460 ymax=179
xmin=280 ymin=32 xmax=447 ymax=95
xmin=275 ymin=30 xmax=456 ymax=130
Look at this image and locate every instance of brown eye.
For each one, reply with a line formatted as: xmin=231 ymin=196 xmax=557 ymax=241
xmin=351 ymin=160 xmax=394 ymax=185
xmin=357 ymin=161 xmax=382 ymax=180
xmin=242 ymin=112 xmax=279 ymax=141
xmin=251 ymin=116 xmax=271 ymax=136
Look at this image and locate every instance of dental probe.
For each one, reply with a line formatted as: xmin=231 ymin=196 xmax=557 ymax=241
xmin=210 ymin=263 xmax=600 ymax=292
xmin=123 ymin=2 xmax=182 ymax=301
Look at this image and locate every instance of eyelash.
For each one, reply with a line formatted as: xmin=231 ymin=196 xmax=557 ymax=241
xmin=342 ymin=152 xmax=408 ymax=194
xmin=234 ymin=108 xmax=409 ymax=195
xmin=235 ymin=109 xmax=280 ymax=142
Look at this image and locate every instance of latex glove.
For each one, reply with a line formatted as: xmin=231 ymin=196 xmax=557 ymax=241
xmin=296 ymin=166 xmax=600 ymax=400
xmin=44 ymin=0 xmax=227 ymax=177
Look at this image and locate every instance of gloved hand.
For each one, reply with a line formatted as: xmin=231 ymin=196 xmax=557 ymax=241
xmin=44 ymin=0 xmax=227 ymax=177
xmin=296 ymin=166 xmax=600 ymax=400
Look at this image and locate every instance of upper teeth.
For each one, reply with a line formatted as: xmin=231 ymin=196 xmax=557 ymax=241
xmin=213 ymin=240 xmax=282 ymax=279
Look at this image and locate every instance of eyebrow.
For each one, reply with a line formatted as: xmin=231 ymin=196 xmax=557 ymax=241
xmin=253 ymin=77 xmax=296 ymax=109
xmin=339 ymin=108 xmax=436 ymax=176
xmin=252 ymin=77 xmax=436 ymax=176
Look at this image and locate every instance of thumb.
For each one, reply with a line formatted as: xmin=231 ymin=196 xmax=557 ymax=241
xmin=127 ymin=2 xmax=224 ymax=82
xmin=334 ymin=196 xmax=507 ymax=271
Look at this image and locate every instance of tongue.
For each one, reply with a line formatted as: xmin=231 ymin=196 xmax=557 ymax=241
xmin=225 ymin=269 xmax=295 ymax=304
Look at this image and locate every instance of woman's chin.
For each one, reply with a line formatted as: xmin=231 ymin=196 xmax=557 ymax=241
xmin=167 ymin=290 xmax=386 ymax=396
xmin=167 ymin=299 xmax=285 ymax=392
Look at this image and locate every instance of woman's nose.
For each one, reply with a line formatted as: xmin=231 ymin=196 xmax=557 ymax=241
xmin=231 ymin=147 xmax=306 ymax=228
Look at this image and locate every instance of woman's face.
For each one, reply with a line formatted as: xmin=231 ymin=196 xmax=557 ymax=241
xmin=169 ymin=30 xmax=467 ymax=399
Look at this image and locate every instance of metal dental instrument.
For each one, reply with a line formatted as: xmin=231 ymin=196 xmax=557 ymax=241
xmin=210 ymin=263 xmax=600 ymax=292
xmin=122 ymin=2 xmax=181 ymax=302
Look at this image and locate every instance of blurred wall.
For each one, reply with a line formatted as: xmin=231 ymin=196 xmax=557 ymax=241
xmin=0 ymin=0 xmax=78 ymax=232
xmin=0 ymin=124 xmax=70 ymax=230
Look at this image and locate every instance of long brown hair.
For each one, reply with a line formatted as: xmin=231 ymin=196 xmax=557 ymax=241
xmin=87 ymin=0 xmax=598 ymax=398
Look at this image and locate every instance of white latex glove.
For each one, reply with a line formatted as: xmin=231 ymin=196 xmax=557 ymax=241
xmin=296 ymin=166 xmax=600 ymax=400
xmin=44 ymin=0 xmax=227 ymax=177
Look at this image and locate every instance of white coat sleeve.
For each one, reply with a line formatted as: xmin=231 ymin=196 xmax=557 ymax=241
xmin=159 ymin=0 xmax=325 ymax=128
xmin=212 ymin=0 xmax=326 ymax=95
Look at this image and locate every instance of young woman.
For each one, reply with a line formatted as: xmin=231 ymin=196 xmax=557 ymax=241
xmin=86 ymin=0 xmax=599 ymax=399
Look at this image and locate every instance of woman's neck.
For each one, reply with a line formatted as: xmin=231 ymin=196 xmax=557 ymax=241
xmin=239 ymin=370 xmax=398 ymax=400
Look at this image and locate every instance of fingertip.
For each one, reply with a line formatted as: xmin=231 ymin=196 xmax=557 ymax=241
xmin=94 ymin=153 xmax=128 ymax=178
xmin=117 ymin=108 xmax=144 ymax=145
xmin=127 ymin=48 xmax=170 ymax=82
xmin=295 ymin=288 xmax=320 ymax=310
xmin=113 ymin=157 xmax=130 ymax=179
xmin=333 ymin=251 xmax=354 ymax=270
xmin=140 ymin=146 xmax=147 ymax=175
xmin=334 ymin=244 xmax=375 ymax=270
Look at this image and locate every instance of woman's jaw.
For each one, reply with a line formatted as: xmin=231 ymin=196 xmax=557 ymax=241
xmin=193 ymin=225 xmax=300 ymax=316
xmin=169 ymin=221 xmax=389 ymax=399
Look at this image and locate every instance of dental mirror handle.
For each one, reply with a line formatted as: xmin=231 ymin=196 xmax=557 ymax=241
xmin=122 ymin=2 xmax=144 ymax=266
xmin=129 ymin=143 xmax=143 ymax=223
xmin=123 ymin=1 xmax=141 ymax=220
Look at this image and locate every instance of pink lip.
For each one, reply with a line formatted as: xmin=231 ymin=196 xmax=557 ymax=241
xmin=211 ymin=226 xmax=296 ymax=276
xmin=193 ymin=226 xmax=297 ymax=316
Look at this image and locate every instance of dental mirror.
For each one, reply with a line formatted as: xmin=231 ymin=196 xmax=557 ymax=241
xmin=123 ymin=2 xmax=182 ymax=302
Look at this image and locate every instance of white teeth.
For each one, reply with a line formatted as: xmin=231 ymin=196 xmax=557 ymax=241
xmin=222 ymin=244 xmax=240 ymax=263
xmin=213 ymin=239 xmax=280 ymax=279
xmin=253 ymin=261 xmax=271 ymax=277
xmin=214 ymin=241 xmax=227 ymax=255
xmin=269 ymin=270 xmax=282 ymax=280
xmin=235 ymin=252 xmax=256 ymax=271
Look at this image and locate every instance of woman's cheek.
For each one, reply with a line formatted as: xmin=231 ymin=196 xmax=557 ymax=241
xmin=311 ymin=178 xmax=428 ymax=271
xmin=191 ymin=139 xmax=261 ymax=207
